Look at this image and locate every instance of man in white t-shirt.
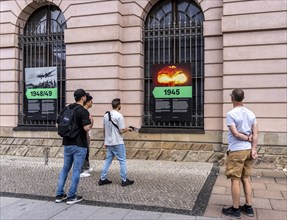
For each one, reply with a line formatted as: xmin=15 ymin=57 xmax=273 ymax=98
xmin=98 ymin=98 xmax=134 ymax=187
xmin=222 ymin=89 xmax=258 ymax=219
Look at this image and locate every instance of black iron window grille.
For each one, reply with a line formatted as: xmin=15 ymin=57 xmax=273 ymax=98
xmin=142 ymin=0 xmax=204 ymax=131
xmin=17 ymin=5 xmax=66 ymax=129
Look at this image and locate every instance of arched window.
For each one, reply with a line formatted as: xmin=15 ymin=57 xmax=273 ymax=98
xmin=17 ymin=5 xmax=66 ymax=129
xmin=142 ymin=0 xmax=204 ymax=131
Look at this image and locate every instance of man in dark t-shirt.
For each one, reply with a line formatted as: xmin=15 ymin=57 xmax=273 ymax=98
xmin=55 ymin=89 xmax=93 ymax=205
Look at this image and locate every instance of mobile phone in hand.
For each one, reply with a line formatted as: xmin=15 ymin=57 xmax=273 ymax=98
xmin=129 ymin=126 xmax=138 ymax=131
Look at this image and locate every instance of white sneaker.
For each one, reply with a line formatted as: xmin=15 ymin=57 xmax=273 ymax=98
xmin=80 ymin=172 xmax=90 ymax=178
xmin=84 ymin=168 xmax=93 ymax=173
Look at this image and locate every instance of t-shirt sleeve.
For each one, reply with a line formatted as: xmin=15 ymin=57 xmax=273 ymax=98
xmin=79 ymin=108 xmax=91 ymax=127
xmin=226 ymin=113 xmax=235 ymax=127
xmin=118 ymin=115 xmax=125 ymax=129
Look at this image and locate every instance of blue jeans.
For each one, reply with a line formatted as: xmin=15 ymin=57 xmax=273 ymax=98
xmin=56 ymin=145 xmax=87 ymax=198
xmin=100 ymin=144 xmax=127 ymax=181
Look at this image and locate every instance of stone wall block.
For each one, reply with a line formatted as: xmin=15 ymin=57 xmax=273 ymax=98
xmin=49 ymin=147 xmax=61 ymax=158
xmin=89 ymin=148 xmax=100 ymax=159
xmin=42 ymin=139 xmax=55 ymax=146
xmin=254 ymin=155 xmax=278 ymax=169
xmin=184 ymin=151 xmax=213 ymax=162
xmin=275 ymin=156 xmax=287 ymax=170
xmin=208 ymin=152 xmax=225 ymax=163
xmin=13 ymin=138 xmax=26 ymax=145
xmin=26 ymin=146 xmax=44 ymax=157
xmin=12 ymin=138 xmax=20 ymax=144
xmin=258 ymin=146 xmax=266 ymax=154
xmin=161 ymin=142 xmax=176 ymax=150
xmin=125 ymin=141 xmax=145 ymax=149
xmin=172 ymin=143 xmax=192 ymax=150
xmin=14 ymin=145 xmax=29 ymax=156
xmin=6 ymin=145 xmax=18 ymax=155
xmin=30 ymin=139 xmax=44 ymax=146
xmin=94 ymin=150 xmax=106 ymax=160
xmin=52 ymin=140 xmax=63 ymax=147
xmin=158 ymin=150 xmax=189 ymax=162
xmin=142 ymin=142 xmax=161 ymax=149
xmin=24 ymin=139 xmax=33 ymax=145
xmin=134 ymin=149 xmax=163 ymax=160
xmin=213 ymin=144 xmax=224 ymax=152
xmin=265 ymin=147 xmax=286 ymax=155
xmin=2 ymin=138 xmax=14 ymax=145
xmin=90 ymin=141 xmax=103 ymax=149
xmin=126 ymin=149 xmax=140 ymax=159
xmin=0 ymin=138 xmax=4 ymax=144
xmin=190 ymin=144 xmax=203 ymax=151
xmin=201 ymin=144 xmax=214 ymax=151
xmin=55 ymin=147 xmax=64 ymax=158
xmin=0 ymin=145 xmax=10 ymax=155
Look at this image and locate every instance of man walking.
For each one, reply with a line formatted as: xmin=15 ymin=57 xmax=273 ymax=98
xmin=222 ymin=88 xmax=258 ymax=219
xmin=55 ymin=89 xmax=93 ymax=204
xmin=98 ymin=98 xmax=134 ymax=187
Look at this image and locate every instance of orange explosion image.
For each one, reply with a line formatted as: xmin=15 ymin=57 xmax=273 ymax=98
xmin=156 ymin=65 xmax=189 ymax=86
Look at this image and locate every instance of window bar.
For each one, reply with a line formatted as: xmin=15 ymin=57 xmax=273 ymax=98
xmin=200 ymin=22 xmax=204 ymax=126
xmin=168 ymin=21 xmax=171 ymax=63
xmin=184 ymin=17 xmax=187 ymax=63
xmin=163 ymin=17 xmax=166 ymax=63
xmin=195 ymin=17 xmax=198 ymax=127
xmin=178 ymin=14 xmax=181 ymax=63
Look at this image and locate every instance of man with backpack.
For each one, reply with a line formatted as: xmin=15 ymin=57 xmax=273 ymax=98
xmin=55 ymin=88 xmax=93 ymax=205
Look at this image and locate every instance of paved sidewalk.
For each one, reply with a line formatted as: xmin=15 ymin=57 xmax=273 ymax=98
xmin=0 ymin=196 xmax=220 ymax=220
xmin=0 ymin=155 xmax=286 ymax=219
xmin=205 ymin=167 xmax=287 ymax=220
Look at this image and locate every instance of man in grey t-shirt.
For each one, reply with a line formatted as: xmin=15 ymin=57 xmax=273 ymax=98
xmin=222 ymin=89 xmax=258 ymax=219
xmin=98 ymin=98 xmax=134 ymax=187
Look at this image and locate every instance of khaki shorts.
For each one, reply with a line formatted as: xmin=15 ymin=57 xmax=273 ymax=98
xmin=225 ymin=149 xmax=253 ymax=180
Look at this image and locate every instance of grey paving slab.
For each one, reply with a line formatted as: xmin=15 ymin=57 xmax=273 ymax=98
xmin=159 ymin=213 xmax=196 ymax=220
xmin=123 ymin=210 xmax=162 ymax=220
xmin=0 ymin=198 xmax=46 ymax=220
xmin=50 ymin=204 xmax=100 ymax=220
xmin=17 ymin=200 xmax=69 ymax=220
xmin=0 ymin=196 xmax=21 ymax=208
xmin=86 ymin=207 xmax=131 ymax=220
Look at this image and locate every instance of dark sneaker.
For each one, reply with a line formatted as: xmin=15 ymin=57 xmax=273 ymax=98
xmin=121 ymin=179 xmax=134 ymax=187
xmin=66 ymin=196 xmax=83 ymax=205
xmin=240 ymin=204 xmax=254 ymax=217
xmin=222 ymin=206 xmax=241 ymax=219
xmin=98 ymin=178 xmax=112 ymax=186
xmin=55 ymin=194 xmax=67 ymax=203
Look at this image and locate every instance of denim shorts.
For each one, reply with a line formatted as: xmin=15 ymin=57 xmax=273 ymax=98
xmin=225 ymin=149 xmax=253 ymax=180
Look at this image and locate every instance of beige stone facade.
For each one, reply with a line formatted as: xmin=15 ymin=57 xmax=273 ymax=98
xmin=0 ymin=0 xmax=286 ymax=168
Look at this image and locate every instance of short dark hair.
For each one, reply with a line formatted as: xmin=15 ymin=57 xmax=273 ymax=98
xmin=231 ymin=88 xmax=244 ymax=102
xmin=111 ymin=98 xmax=121 ymax=109
xmin=74 ymin=88 xmax=87 ymax=102
xmin=84 ymin=93 xmax=93 ymax=105
xmin=86 ymin=93 xmax=93 ymax=102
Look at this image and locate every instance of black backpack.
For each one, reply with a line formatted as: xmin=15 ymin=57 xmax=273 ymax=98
xmin=57 ymin=105 xmax=81 ymax=138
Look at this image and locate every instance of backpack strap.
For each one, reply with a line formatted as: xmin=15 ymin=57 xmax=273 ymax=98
xmin=105 ymin=111 xmax=120 ymax=131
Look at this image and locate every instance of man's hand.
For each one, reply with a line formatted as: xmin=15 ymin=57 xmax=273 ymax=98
xmin=251 ymin=149 xmax=258 ymax=159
